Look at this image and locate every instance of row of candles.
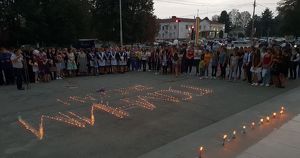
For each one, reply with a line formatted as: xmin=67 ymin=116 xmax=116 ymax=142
xmin=197 ymin=106 xmax=286 ymax=158
xmin=19 ymin=85 xmax=213 ymax=140
xmin=114 ymin=85 xmax=153 ymax=95
xmin=180 ymin=85 xmax=213 ymax=96
xmin=18 ymin=102 xmax=130 ymax=140
xmin=121 ymin=96 xmax=156 ymax=110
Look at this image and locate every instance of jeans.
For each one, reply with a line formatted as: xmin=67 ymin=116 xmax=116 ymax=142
xmin=14 ymin=68 xmax=23 ymax=89
xmin=262 ymin=68 xmax=271 ymax=85
xmin=142 ymin=60 xmax=147 ymax=71
xmin=211 ymin=65 xmax=217 ymax=77
xmin=194 ymin=59 xmax=200 ymax=74
xmin=220 ymin=64 xmax=227 ymax=79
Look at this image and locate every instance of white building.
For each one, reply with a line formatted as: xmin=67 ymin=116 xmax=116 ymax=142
xmin=156 ymin=16 xmax=225 ymax=41
xmin=156 ymin=16 xmax=195 ymax=41
xmin=199 ymin=18 xmax=225 ymax=39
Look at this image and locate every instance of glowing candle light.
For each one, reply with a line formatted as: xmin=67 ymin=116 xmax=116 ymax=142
xmin=232 ymin=130 xmax=237 ymax=139
xmin=222 ymin=134 xmax=228 ymax=146
xmin=266 ymin=116 xmax=270 ymax=122
xmin=242 ymin=125 xmax=246 ymax=134
xmin=273 ymin=112 xmax=277 ymax=118
xmin=198 ymin=146 xmax=204 ymax=158
xmin=260 ymin=118 xmax=264 ymax=125
xmin=280 ymin=110 xmax=284 ymax=115
xmin=251 ymin=122 xmax=256 ymax=129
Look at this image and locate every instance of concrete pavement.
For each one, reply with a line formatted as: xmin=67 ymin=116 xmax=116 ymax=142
xmin=1 ymin=72 xmax=300 ymax=158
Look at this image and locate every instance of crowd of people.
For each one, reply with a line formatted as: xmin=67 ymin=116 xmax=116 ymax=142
xmin=0 ymin=44 xmax=299 ymax=90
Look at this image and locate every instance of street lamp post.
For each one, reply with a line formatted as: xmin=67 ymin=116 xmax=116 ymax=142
xmin=119 ymin=0 xmax=123 ymax=48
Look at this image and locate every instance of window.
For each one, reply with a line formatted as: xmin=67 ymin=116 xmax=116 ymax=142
xmin=186 ymin=25 xmax=189 ymax=29
xmin=174 ymin=25 xmax=176 ymax=30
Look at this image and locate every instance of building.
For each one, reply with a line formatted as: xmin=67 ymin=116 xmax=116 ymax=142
xmin=199 ymin=17 xmax=225 ymax=39
xmin=156 ymin=16 xmax=225 ymax=41
xmin=156 ymin=16 xmax=195 ymax=41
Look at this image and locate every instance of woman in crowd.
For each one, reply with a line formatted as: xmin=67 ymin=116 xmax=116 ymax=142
xmin=229 ymin=50 xmax=239 ymax=81
xmin=290 ymin=48 xmax=300 ymax=80
xmin=105 ymin=50 xmax=111 ymax=74
xmin=110 ymin=48 xmax=118 ymax=73
xmin=219 ymin=47 xmax=228 ymax=79
xmin=211 ymin=51 xmax=219 ymax=79
xmin=186 ymin=47 xmax=194 ymax=75
xmin=29 ymin=56 xmax=39 ymax=83
xmin=261 ymin=48 xmax=273 ymax=86
xmin=98 ymin=48 xmax=106 ymax=74
xmin=251 ymin=48 xmax=262 ymax=86
xmin=67 ymin=49 xmax=77 ymax=76
xmin=203 ymin=50 xmax=212 ymax=79
xmin=78 ymin=49 xmax=88 ymax=75
xmin=161 ymin=49 xmax=168 ymax=74
xmin=172 ymin=47 xmax=180 ymax=77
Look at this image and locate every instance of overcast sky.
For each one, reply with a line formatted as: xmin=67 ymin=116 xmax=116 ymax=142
xmin=154 ymin=0 xmax=281 ymax=19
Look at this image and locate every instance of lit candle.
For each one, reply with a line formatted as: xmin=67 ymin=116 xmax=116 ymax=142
xmin=266 ymin=116 xmax=270 ymax=122
xmin=198 ymin=146 xmax=204 ymax=158
xmin=260 ymin=118 xmax=264 ymax=125
xmin=280 ymin=110 xmax=284 ymax=115
xmin=251 ymin=122 xmax=256 ymax=129
xmin=222 ymin=134 xmax=228 ymax=146
xmin=273 ymin=112 xmax=277 ymax=118
xmin=232 ymin=130 xmax=237 ymax=139
xmin=242 ymin=125 xmax=246 ymax=134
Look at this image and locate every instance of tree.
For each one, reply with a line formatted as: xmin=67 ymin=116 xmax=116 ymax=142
xmin=218 ymin=10 xmax=231 ymax=33
xmin=260 ymin=8 xmax=273 ymax=37
xmin=92 ymin=0 xmax=158 ymax=44
xmin=212 ymin=15 xmax=219 ymax=22
xmin=240 ymin=11 xmax=251 ymax=30
xmin=277 ymin=0 xmax=300 ymax=36
xmin=1 ymin=0 xmax=94 ymax=46
xmin=229 ymin=9 xmax=242 ymax=28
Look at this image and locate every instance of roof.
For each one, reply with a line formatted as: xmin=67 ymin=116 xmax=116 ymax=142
xmin=157 ymin=16 xmax=195 ymax=23
xmin=201 ymin=18 xmax=224 ymax=25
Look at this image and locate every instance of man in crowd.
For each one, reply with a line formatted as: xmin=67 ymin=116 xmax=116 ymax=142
xmin=10 ymin=49 xmax=24 ymax=90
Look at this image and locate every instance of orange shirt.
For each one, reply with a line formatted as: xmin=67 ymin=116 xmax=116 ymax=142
xmin=204 ymin=53 xmax=212 ymax=65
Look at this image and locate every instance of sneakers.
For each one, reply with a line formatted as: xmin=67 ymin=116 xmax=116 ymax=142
xmin=251 ymin=83 xmax=258 ymax=86
xmin=265 ymin=84 xmax=270 ymax=87
xmin=260 ymin=83 xmax=264 ymax=86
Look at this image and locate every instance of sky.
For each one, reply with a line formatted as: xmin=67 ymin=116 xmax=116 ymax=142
xmin=154 ymin=0 xmax=281 ymax=19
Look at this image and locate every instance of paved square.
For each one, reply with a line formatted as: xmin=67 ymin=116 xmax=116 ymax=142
xmin=0 ymin=72 xmax=298 ymax=158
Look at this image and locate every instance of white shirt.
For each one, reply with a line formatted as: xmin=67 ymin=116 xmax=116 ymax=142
xmin=11 ymin=53 xmax=23 ymax=68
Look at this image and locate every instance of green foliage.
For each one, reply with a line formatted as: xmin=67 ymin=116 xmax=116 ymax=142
xmin=92 ymin=0 xmax=158 ymax=43
xmin=278 ymin=0 xmax=300 ymax=36
xmin=0 ymin=0 xmax=158 ymax=47
xmin=218 ymin=11 xmax=231 ymax=33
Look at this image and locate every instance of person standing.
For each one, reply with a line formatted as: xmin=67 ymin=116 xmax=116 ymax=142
xmin=172 ymin=49 xmax=180 ymax=77
xmin=219 ymin=47 xmax=227 ymax=79
xmin=203 ymin=50 xmax=212 ymax=79
xmin=229 ymin=51 xmax=239 ymax=81
xmin=11 ymin=49 xmax=24 ymax=90
xmin=261 ymin=48 xmax=273 ymax=86
xmin=78 ymin=49 xmax=88 ymax=75
xmin=211 ymin=51 xmax=219 ymax=79
xmin=186 ymin=47 xmax=194 ymax=75
xmin=194 ymin=47 xmax=201 ymax=76
xmin=290 ymin=48 xmax=300 ymax=80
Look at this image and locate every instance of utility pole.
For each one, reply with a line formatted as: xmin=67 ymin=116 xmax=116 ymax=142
xmin=119 ymin=0 xmax=123 ymax=48
xmin=251 ymin=0 xmax=256 ymax=46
